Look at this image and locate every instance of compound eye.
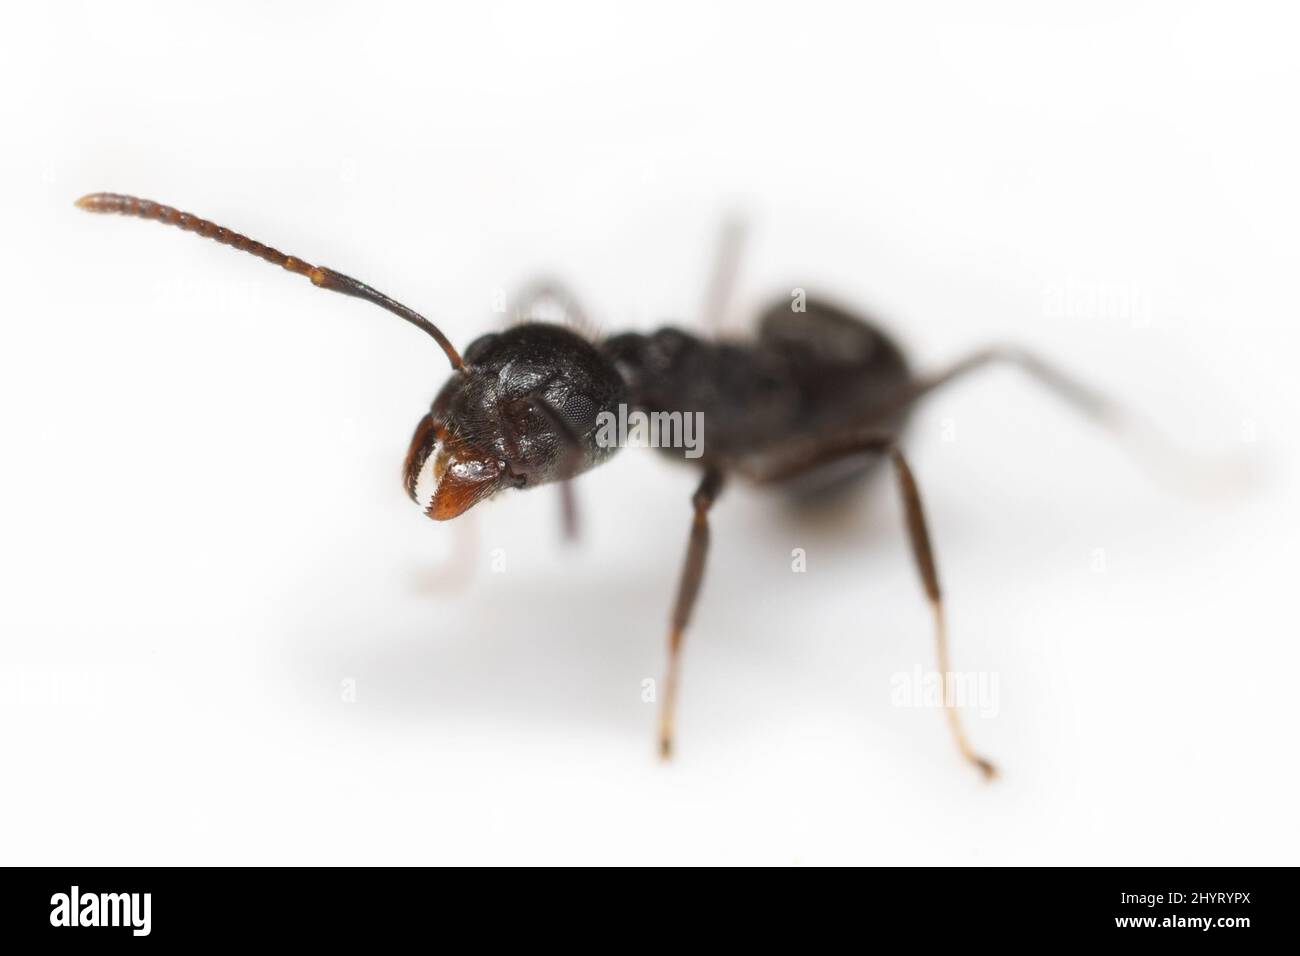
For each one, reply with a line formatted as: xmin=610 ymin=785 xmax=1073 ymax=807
xmin=557 ymin=393 xmax=598 ymax=436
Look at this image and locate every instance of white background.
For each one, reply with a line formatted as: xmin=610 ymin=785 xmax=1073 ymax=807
xmin=2 ymin=2 xmax=1297 ymax=865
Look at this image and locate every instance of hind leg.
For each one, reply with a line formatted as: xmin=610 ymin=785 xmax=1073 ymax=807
xmin=912 ymin=346 xmax=1119 ymax=424
xmin=907 ymin=345 xmax=1245 ymax=494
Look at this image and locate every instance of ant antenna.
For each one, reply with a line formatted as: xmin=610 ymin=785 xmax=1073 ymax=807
xmin=74 ymin=193 xmax=465 ymax=372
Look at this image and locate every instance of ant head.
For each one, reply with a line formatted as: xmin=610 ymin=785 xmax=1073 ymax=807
xmin=404 ymin=323 xmax=626 ymax=520
xmin=70 ymin=195 xmax=626 ymax=523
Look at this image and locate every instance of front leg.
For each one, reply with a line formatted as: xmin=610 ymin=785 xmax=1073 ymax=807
xmin=658 ymin=468 xmax=725 ymax=760
xmin=513 ymin=279 xmax=591 ymax=541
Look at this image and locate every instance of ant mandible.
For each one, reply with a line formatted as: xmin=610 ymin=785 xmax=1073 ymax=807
xmin=76 ymin=192 xmax=1141 ymax=779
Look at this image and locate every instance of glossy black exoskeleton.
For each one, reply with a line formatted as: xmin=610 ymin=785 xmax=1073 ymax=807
xmin=77 ymin=192 xmax=1134 ymax=778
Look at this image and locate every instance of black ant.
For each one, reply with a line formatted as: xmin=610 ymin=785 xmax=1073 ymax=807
xmin=76 ymin=192 xmax=1160 ymax=779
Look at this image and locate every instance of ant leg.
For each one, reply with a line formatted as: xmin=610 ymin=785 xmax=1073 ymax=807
xmin=658 ymin=468 xmax=725 ymax=760
xmin=509 ymin=288 xmax=592 ymax=541
xmin=884 ymin=445 xmax=997 ymax=780
xmin=910 ymin=346 xmax=1244 ymax=493
xmin=700 ymin=216 xmax=747 ymax=334
xmin=743 ymin=436 xmax=996 ymax=779
xmin=556 ymin=481 xmax=579 ymax=542
xmin=525 ymin=395 xmax=586 ymax=543
xmin=415 ymin=512 xmax=482 ymax=595
xmin=512 ymin=277 xmax=590 ymax=329
xmin=911 ymin=346 xmax=1119 ymax=425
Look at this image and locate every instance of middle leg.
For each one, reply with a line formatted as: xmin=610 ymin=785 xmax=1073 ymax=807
xmin=744 ymin=435 xmax=997 ymax=779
